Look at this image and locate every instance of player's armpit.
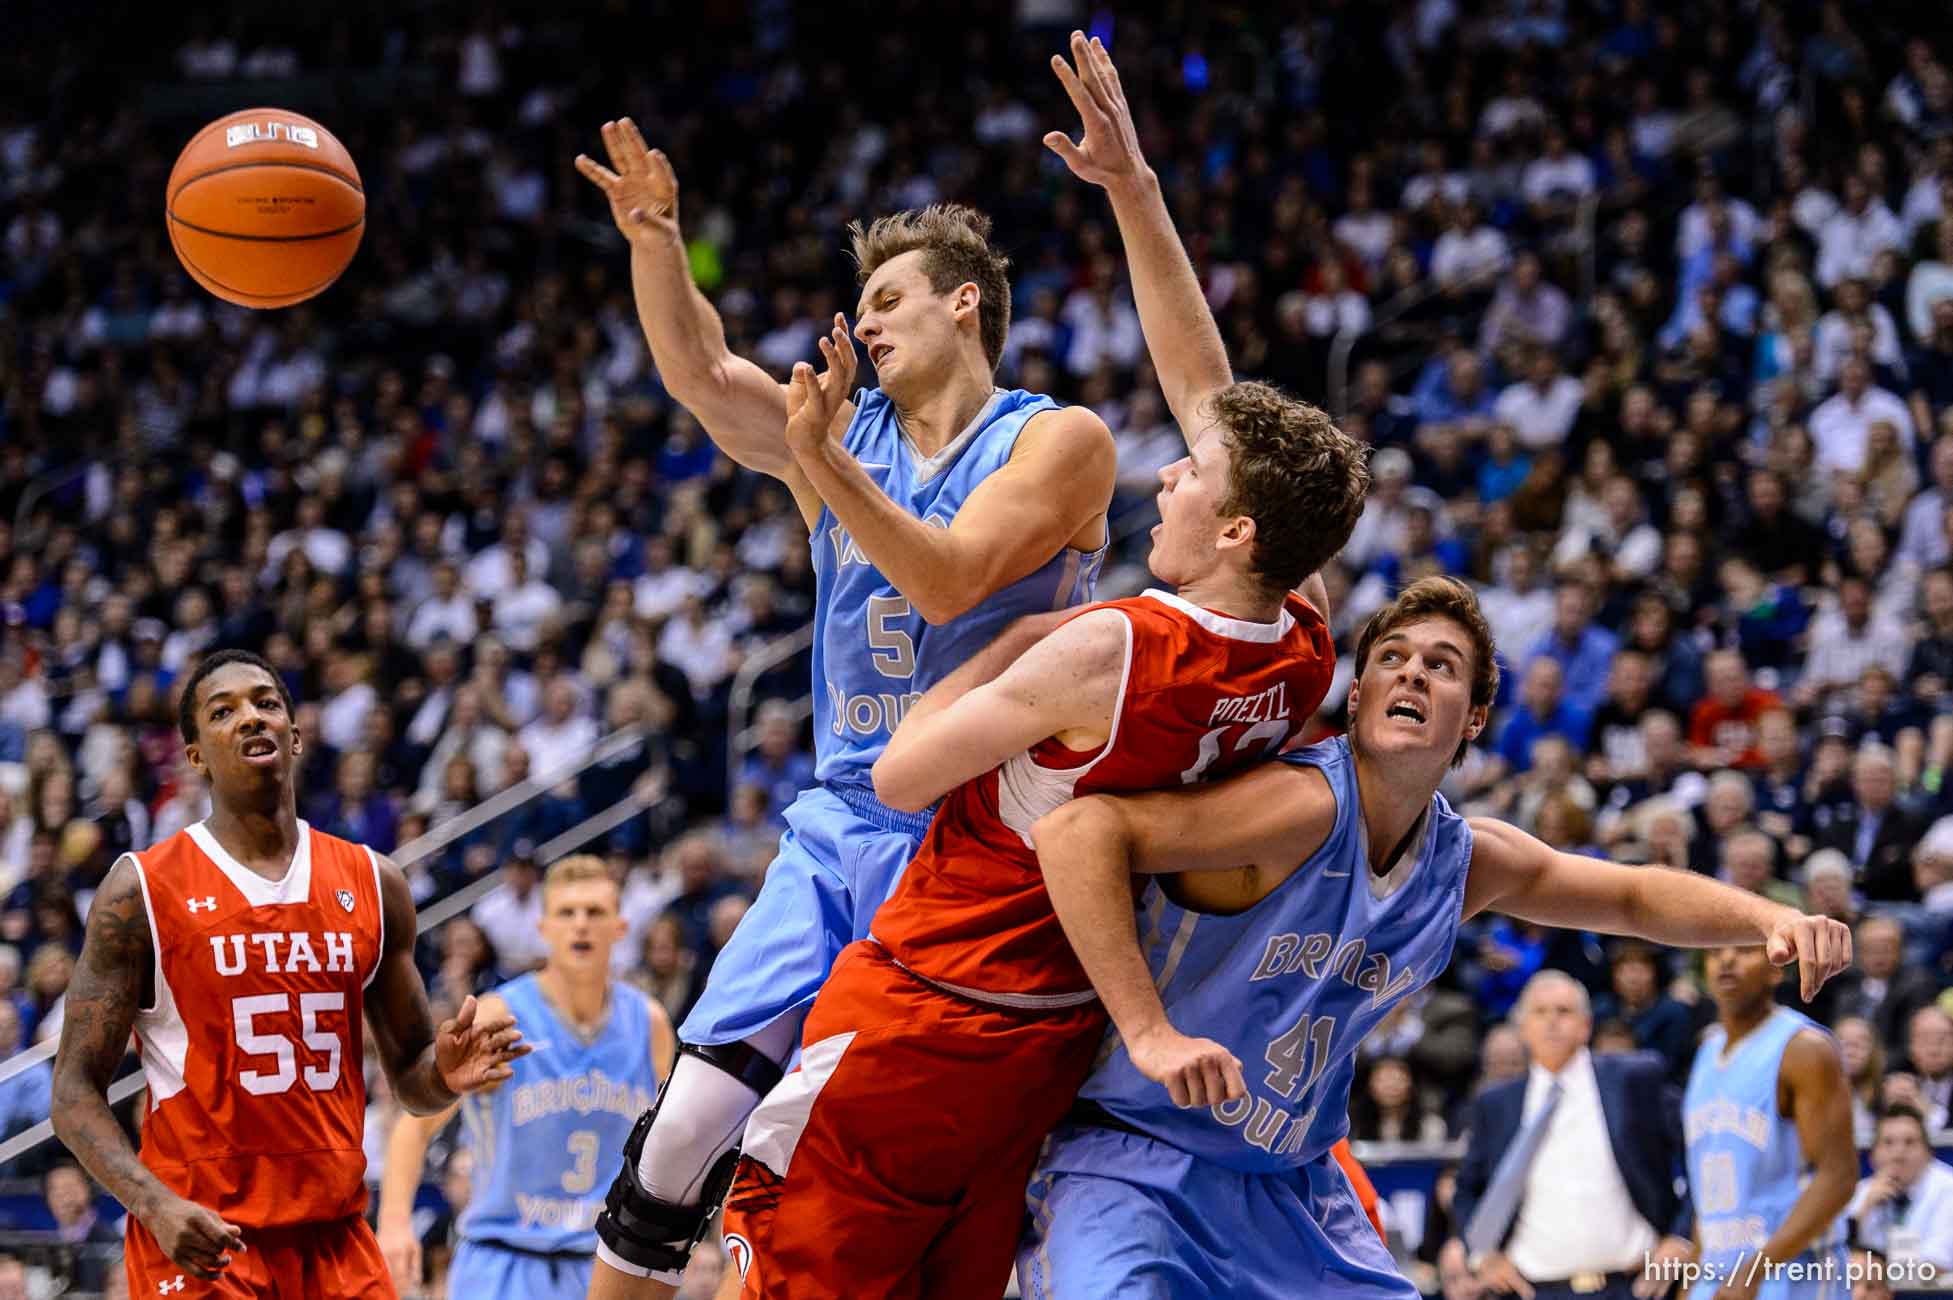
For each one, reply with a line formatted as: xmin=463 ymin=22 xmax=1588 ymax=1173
xmin=50 ymin=855 xmax=170 ymax=1218
xmin=927 ymin=404 xmax=1115 ymax=620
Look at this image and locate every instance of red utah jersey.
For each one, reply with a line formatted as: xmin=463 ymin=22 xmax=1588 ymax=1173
xmin=126 ymin=820 xmax=384 ymax=1228
xmin=871 ymin=587 xmax=1335 ymax=1005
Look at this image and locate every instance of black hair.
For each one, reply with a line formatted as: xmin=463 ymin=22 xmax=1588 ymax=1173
xmin=177 ymin=649 xmax=297 ymax=744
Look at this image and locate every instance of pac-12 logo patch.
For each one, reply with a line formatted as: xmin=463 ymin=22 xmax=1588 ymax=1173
xmin=336 ymin=889 xmax=355 ymax=913
xmin=724 ymin=1233 xmax=753 ymax=1278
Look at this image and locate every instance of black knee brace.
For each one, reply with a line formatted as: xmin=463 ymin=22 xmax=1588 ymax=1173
xmin=593 ymin=1040 xmax=786 ymax=1274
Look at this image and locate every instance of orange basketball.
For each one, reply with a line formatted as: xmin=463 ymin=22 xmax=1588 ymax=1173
xmin=165 ymin=108 xmax=364 ymax=309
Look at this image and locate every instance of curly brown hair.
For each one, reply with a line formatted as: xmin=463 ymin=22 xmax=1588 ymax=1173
xmin=848 ymin=204 xmax=1011 ymax=373
xmin=1351 ymin=576 xmax=1500 ymax=766
xmin=1208 ymin=381 xmax=1371 ymax=595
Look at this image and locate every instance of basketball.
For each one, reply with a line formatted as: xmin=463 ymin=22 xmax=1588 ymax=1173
xmin=165 ymin=107 xmax=364 ymax=309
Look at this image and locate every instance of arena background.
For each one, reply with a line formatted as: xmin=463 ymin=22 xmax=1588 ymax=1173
xmin=6 ymin=0 xmax=1953 ymax=1294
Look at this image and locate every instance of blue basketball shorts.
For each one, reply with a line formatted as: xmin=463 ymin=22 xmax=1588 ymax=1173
xmin=680 ymin=784 xmax=930 ymax=1048
xmin=447 ymin=1239 xmax=593 ymax=1300
xmin=1018 ymin=1123 xmax=1418 ymax=1300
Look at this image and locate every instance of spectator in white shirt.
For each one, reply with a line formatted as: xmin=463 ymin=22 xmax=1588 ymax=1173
xmin=659 ymin=594 xmax=737 ymax=699
xmin=1521 ymin=128 xmax=1595 ymax=224
xmin=1432 ymin=197 xmax=1510 ymax=291
xmin=466 ymin=510 xmax=551 ymax=595
xmin=1297 ymin=262 xmax=1370 ymax=338
xmin=517 ymin=676 xmax=600 ymax=784
xmin=1907 ymin=222 xmax=1953 ymax=343
xmin=1809 ymin=357 xmax=1915 ymax=475
xmin=1818 ymin=174 xmax=1906 ymax=289
xmin=404 ymin=560 xmax=478 ymax=651
xmin=1553 ymin=476 xmax=1662 ymax=580
xmin=470 ymin=848 xmax=551 ymax=977
xmin=1479 ymin=541 xmax=1556 ymax=666
xmin=1493 ymin=346 xmax=1585 ymax=451
xmin=1899 ymin=436 xmax=1953 ymax=571
xmin=490 ymin=548 xmax=563 ymax=655
xmin=1814 ymin=277 xmax=1905 ymax=384
xmin=1848 ymin=1105 xmax=1953 ymax=1270
xmin=1061 ymin=273 xmax=1144 ymax=376
xmin=633 ymin=535 xmax=709 ymax=622
xmin=1677 ymin=174 xmax=1761 ymax=261
xmin=1793 ymin=575 xmax=1912 ymax=712
xmin=264 ymin=495 xmax=352 ymax=578
xmin=1332 ymin=181 xmax=1395 ymax=270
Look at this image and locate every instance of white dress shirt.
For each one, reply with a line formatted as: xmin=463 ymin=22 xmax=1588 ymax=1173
xmin=1849 ymin=1159 xmax=1953 ymax=1270
xmin=1504 ymin=1049 xmax=1661 ymax=1279
xmin=1494 ymin=376 xmax=1585 ymax=450
xmin=1808 ymin=386 xmax=1915 ymax=475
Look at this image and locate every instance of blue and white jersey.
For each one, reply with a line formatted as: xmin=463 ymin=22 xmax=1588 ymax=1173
xmin=457 ymin=974 xmax=662 ymax=1253
xmin=1078 ymin=736 xmax=1473 ymax=1173
xmin=811 ymin=386 xmax=1104 ymax=794
xmin=1685 ymin=1006 xmax=1845 ymax=1294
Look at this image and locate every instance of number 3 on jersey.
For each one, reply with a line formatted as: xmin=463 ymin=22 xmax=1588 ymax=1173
xmin=1181 ymin=719 xmax=1290 ymax=784
xmin=232 ymin=992 xmax=345 ymax=1095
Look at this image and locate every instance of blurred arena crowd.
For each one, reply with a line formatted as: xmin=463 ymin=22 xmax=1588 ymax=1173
xmin=8 ymin=0 xmax=1953 ymax=1291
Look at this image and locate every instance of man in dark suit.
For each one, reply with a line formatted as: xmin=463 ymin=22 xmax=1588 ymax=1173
xmin=1813 ymin=746 xmax=1927 ymax=902
xmin=1440 ymin=971 xmax=1693 ymax=1300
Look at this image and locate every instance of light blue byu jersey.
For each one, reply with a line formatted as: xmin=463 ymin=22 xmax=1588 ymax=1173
xmin=1078 ymin=736 xmax=1473 ymax=1172
xmin=457 ymin=974 xmax=661 ymax=1252
xmin=811 ymin=387 xmax=1104 ymax=793
xmin=1685 ymin=1006 xmax=1846 ymax=1297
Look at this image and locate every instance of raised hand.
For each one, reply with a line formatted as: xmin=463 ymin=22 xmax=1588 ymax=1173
xmin=1128 ymin=1022 xmax=1247 ymax=1109
xmin=574 ymin=118 xmax=682 ymax=247
xmin=784 ymin=314 xmax=858 ymax=460
xmin=1044 ymin=31 xmax=1149 ymax=191
xmin=435 ymin=994 xmax=531 ymax=1094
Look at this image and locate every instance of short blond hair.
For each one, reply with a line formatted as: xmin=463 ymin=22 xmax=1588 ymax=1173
xmin=848 ymin=204 xmax=1011 ymax=371
xmin=543 ymin=854 xmax=615 ymax=901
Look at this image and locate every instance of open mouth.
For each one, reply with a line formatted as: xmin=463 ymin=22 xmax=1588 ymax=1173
xmin=870 ymin=343 xmax=893 ymax=367
xmin=570 ymin=941 xmax=594 ymax=956
xmin=241 ymin=737 xmax=278 ymax=760
xmin=1385 ymin=700 xmax=1427 ymax=725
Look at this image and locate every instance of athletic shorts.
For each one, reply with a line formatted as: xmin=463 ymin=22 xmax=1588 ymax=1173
xmin=125 ymin=1212 xmax=392 ymax=1299
xmin=720 ymin=941 xmax=1103 ymax=1299
xmin=1018 ymin=1123 xmax=1418 ymax=1300
xmin=681 ymin=785 xmax=930 ymax=1048
xmin=448 ymin=1238 xmax=593 ymax=1300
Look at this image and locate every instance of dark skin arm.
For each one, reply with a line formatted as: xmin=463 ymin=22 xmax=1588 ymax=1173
xmin=51 ymin=857 xmax=245 ymax=1279
xmin=1711 ymin=1030 xmax=1859 ymax=1300
xmin=363 ymin=855 xmax=530 ymax=1114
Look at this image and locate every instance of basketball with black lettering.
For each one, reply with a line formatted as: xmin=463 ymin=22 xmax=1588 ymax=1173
xmin=165 ymin=107 xmax=364 ymax=309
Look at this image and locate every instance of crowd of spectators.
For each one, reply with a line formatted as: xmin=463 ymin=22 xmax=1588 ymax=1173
xmin=11 ymin=0 xmax=1953 ymax=1291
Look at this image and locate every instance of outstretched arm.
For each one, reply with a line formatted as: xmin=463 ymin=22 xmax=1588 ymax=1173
xmin=576 ymin=120 xmax=809 ymax=508
xmin=377 ymin=1094 xmax=462 ymax=1289
xmin=1462 ymin=818 xmax=1853 ymax=1000
xmin=1032 ymin=763 xmax=1335 ymax=1105
xmin=364 ymin=857 xmax=531 ymax=1115
xmin=1047 ymin=32 xmax=1231 ymax=439
xmin=872 ymin=607 xmax=1127 ymax=812
xmin=785 ymin=323 xmax=1116 ymax=624
xmin=52 ymin=857 xmax=244 ymax=1279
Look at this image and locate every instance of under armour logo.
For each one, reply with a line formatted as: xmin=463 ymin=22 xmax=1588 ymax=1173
xmin=187 ymin=897 xmax=217 ymax=913
xmin=160 ymin=1278 xmax=185 ymax=1295
xmin=335 ymin=889 xmax=355 ymax=913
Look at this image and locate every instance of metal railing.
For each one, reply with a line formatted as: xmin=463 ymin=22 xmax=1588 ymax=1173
xmin=725 ymin=621 xmax=815 ymax=798
xmin=0 ymin=722 xmax=651 ymax=1168
xmin=1326 ymin=273 xmax=1467 ymax=420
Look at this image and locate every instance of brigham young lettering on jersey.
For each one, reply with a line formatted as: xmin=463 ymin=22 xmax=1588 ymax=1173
xmin=810 ymin=387 xmax=1103 ymax=788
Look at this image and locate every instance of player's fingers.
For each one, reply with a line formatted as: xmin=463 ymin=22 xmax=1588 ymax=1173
xmin=1093 ymin=35 xmax=1129 ymax=100
xmin=1164 ymin=1068 xmax=1189 ymax=1108
xmin=573 ymin=154 xmax=619 ymax=191
xmin=1201 ymin=1058 xmax=1231 ymax=1109
xmin=600 ymin=121 xmax=632 ymax=175
xmin=1764 ymin=927 xmax=1793 ymax=968
xmin=1043 ymin=131 xmax=1089 ymax=173
xmin=1074 ymin=31 xmax=1118 ymax=117
xmin=1792 ymin=922 xmax=1818 ymax=1001
xmin=1221 ymin=1054 xmax=1247 ymax=1103
xmin=454 ymin=994 xmax=478 ymax=1029
xmin=1048 ymin=53 xmax=1103 ymax=128
xmin=619 ymin=117 xmax=652 ymax=167
xmin=647 ymin=148 xmax=679 ymax=196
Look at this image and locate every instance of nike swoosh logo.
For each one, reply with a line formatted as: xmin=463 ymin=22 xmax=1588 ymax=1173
xmin=857 ymin=462 xmax=890 ymax=470
xmin=1324 ymin=870 xmax=1351 ymax=878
